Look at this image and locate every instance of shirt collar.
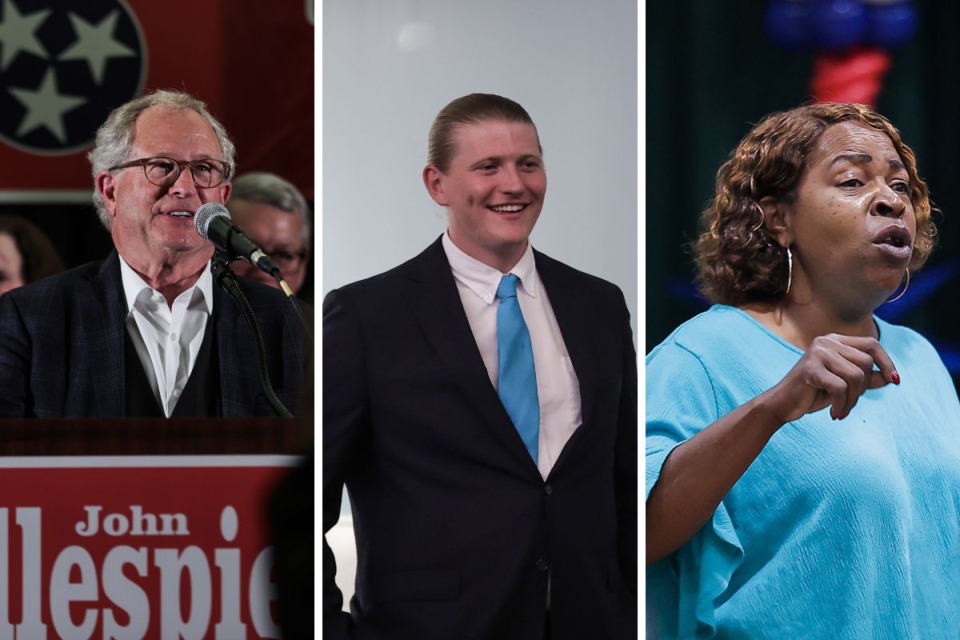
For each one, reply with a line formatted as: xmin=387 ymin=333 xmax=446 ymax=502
xmin=441 ymin=232 xmax=539 ymax=305
xmin=118 ymin=255 xmax=214 ymax=315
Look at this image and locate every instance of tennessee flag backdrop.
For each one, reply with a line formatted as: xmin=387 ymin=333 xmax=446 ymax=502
xmin=0 ymin=0 xmax=314 ymax=200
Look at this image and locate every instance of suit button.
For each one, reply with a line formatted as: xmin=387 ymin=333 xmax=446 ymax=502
xmin=536 ymin=558 xmax=549 ymax=572
xmin=544 ymin=484 xmax=553 ymax=496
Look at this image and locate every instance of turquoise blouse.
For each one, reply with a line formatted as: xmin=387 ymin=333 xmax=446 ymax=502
xmin=647 ymin=305 xmax=960 ymax=639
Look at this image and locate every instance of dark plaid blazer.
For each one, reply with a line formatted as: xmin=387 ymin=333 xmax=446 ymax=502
xmin=0 ymin=251 xmax=307 ymax=418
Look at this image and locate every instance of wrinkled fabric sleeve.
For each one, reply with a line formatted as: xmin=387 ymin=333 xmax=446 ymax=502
xmin=646 ymin=342 xmax=744 ymax=639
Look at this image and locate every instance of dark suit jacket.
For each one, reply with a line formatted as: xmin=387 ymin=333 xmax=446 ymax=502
xmin=323 ymin=237 xmax=637 ymax=640
xmin=0 ymin=251 xmax=306 ymax=418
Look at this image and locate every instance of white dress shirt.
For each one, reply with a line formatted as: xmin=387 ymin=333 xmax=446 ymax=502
xmin=442 ymin=233 xmax=582 ymax=479
xmin=119 ymin=257 xmax=214 ymax=417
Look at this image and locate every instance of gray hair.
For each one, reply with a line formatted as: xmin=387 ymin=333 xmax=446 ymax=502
xmin=88 ymin=89 xmax=237 ymax=229
xmin=227 ymin=172 xmax=312 ymax=245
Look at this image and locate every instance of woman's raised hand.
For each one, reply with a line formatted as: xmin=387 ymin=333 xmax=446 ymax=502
xmin=762 ymin=335 xmax=899 ymax=424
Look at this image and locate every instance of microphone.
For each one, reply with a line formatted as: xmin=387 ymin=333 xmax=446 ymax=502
xmin=195 ymin=203 xmax=280 ymax=278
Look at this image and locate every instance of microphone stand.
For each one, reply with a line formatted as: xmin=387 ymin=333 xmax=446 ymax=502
xmin=211 ymin=251 xmax=293 ymax=418
xmin=271 ymin=272 xmax=314 ymax=344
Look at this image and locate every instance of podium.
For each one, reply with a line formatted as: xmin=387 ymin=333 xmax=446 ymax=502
xmin=0 ymin=417 xmax=312 ymax=640
xmin=0 ymin=417 xmax=309 ymax=455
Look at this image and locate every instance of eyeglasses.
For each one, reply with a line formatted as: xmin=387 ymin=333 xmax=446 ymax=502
xmin=268 ymin=249 xmax=307 ymax=269
xmin=108 ymin=157 xmax=231 ymax=189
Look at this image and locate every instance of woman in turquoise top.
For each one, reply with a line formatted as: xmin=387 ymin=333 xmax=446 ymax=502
xmin=646 ymin=103 xmax=960 ymax=639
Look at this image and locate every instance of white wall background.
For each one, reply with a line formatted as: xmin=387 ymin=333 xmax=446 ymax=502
xmin=322 ymin=0 xmax=638 ymax=610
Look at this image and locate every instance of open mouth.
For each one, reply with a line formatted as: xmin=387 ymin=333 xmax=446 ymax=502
xmin=872 ymin=225 xmax=913 ymax=258
xmin=164 ymin=210 xmax=194 ymax=218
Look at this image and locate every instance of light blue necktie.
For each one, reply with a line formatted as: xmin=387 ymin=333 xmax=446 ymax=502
xmin=496 ymin=274 xmax=540 ymax=463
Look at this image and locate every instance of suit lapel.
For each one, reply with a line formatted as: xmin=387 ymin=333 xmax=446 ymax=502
xmin=214 ymin=283 xmax=249 ymax=416
xmin=87 ymin=253 xmax=128 ymax=416
xmin=403 ymin=238 xmax=541 ymax=473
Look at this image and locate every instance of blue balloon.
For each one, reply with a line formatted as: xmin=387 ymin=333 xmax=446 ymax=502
xmin=866 ymin=1 xmax=917 ymax=48
xmin=812 ymin=0 xmax=868 ymax=51
xmin=765 ymin=0 xmax=814 ymax=51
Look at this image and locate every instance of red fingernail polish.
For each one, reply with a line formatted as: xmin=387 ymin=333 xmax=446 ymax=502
xmin=892 ymin=371 xmax=901 ymax=385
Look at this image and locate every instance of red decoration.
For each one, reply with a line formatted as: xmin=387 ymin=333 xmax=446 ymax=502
xmin=810 ymin=47 xmax=891 ymax=106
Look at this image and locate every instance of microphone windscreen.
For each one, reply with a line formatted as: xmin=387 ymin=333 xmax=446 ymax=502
xmin=195 ymin=203 xmax=231 ymax=239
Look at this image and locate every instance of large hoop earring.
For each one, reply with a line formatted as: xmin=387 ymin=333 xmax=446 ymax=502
xmin=751 ymin=200 xmax=765 ymax=232
xmin=884 ymin=268 xmax=910 ymax=304
xmin=784 ymin=246 xmax=793 ymax=296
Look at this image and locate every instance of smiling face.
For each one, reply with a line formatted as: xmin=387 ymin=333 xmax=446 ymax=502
xmin=423 ymin=119 xmax=546 ymax=272
xmin=772 ymin=121 xmax=915 ymax=316
xmin=96 ymin=106 xmax=231 ymax=275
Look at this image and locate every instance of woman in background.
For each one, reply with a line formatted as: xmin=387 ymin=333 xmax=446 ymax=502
xmin=646 ymin=103 xmax=960 ymax=638
xmin=0 ymin=215 xmax=64 ymax=296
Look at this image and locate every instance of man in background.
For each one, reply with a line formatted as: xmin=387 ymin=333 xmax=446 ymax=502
xmin=226 ymin=172 xmax=312 ymax=298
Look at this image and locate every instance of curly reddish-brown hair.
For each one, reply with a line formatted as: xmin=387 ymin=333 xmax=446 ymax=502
xmin=695 ymin=102 xmax=937 ymax=305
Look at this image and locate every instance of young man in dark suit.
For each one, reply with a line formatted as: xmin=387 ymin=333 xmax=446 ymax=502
xmin=324 ymin=94 xmax=637 ymax=639
xmin=0 ymin=90 xmax=305 ymax=418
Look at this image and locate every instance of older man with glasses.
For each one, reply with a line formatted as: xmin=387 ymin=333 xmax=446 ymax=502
xmin=0 ymin=89 xmax=308 ymax=419
xmin=226 ymin=172 xmax=312 ymax=299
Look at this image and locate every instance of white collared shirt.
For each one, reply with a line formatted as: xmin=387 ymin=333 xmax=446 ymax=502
xmin=119 ymin=257 xmax=214 ymax=417
xmin=442 ymin=232 xmax=582 ymax=479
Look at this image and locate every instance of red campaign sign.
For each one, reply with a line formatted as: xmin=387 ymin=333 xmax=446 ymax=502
xmin=0 ymin=0 xmax=313 ymax=199
xmin=0 ymin=456 xmax=297 ymax=640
